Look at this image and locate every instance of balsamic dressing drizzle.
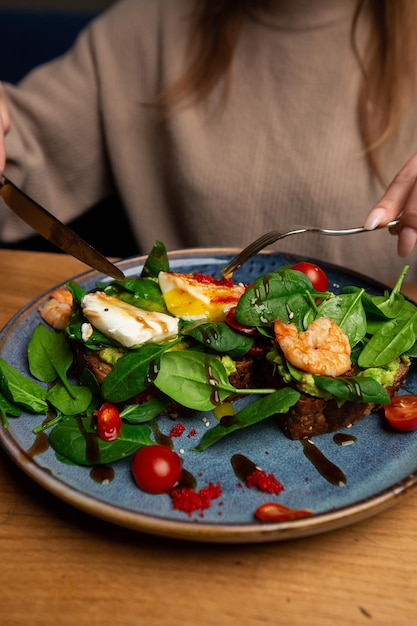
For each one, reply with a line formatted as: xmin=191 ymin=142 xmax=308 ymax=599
xmin=150 ymin=421 xmax=173 ymax=449
xmin=146 ymin=358 xmax=159 ymax=384
xmin=76 ymin=416 xmax=101 ymax=464
xmin=333 ymin=433 xmax=357 ymax=446
xmin=302 ymin=439 xmax=346 ymax=486
xmin=205 ymin=358 xmax=221 ymax=405
xmin=231 ymin=453 xmax=258 ymax=481
xmin=27 ymin=431 xmax=49 ymax=457
xmin=90 ymin=465 xmax=115 ymax=484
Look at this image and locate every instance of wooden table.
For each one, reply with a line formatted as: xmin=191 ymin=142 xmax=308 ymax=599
xmin=1 ymin=249 xmax=417 ymax=626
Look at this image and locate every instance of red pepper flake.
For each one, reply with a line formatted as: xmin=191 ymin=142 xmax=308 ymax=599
xmin=187 ymin=428 xmax=198 ymax=438
xmin=192 ymin=272 xmax=234 ymax=288
xmin=246 ymin=469 xmax=284 ymax=495
xmin=169 ymin=422 xmax=185 ymax=438
xmin=170 ymin=482 xmax=222 ymax=517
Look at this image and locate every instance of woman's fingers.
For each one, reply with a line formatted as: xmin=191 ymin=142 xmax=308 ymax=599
xmin=364 ymin=152 xmax=417 ymax=257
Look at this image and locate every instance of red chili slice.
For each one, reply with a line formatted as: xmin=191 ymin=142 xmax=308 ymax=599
xmin=254 ymin=502 xmax=312 ymax=522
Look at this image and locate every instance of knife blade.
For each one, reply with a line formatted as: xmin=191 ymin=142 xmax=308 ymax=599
xmin=0 ymin=175 xmax=125 ymax=280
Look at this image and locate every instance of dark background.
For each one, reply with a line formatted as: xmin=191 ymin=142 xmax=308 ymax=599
xmin=0 ymin=1 xmax=114 ymax=11
xmin=0 ymin=0 xmax=139 ymax=259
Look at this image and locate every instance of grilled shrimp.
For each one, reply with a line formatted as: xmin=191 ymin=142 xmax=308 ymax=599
xmin=39 ymin=287 xmax=73 ymax=331
xmin=274 ymin=317 xmax=351 ymax=377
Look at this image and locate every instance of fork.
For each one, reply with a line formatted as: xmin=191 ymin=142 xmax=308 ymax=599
xmin=221 ymin=219 xmax=400 ymax=277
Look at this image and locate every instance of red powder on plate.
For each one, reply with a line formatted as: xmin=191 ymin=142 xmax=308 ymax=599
xmin=170 ymin=482 xmax=222 ymax=517
xmin=245 ymin=469 xmax=284 ymax=495
xmin=169 ymin=423 xmax=185 ymax=438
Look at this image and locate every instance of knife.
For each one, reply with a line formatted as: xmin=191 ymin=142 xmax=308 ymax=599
xmin=0 ymin=175 xmax=125 ymax=280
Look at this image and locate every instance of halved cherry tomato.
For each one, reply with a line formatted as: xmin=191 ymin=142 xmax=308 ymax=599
xmin=95 ymin=402 xmax=122 ymax=441
xmin=225 ymin=306 xmax=257 ymax=335
xmin=384 ymin=395 xmax=417 ymax=432
xmin=131 ymin=445 xmax=182 ymax=494
xmin=254 ymin=502 xmax=312 ymax=522
xmin=291 ymin=261 xmax=328 ymax=292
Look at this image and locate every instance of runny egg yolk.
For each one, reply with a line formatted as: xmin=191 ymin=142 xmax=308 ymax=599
xmin=158 ymin=271 xmax=245 ymax=322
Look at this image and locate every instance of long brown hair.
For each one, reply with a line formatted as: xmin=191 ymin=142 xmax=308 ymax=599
xmin=156 ymin=0 xmax=417 ymax=185
xmin=353 ymin=0 xmax=417 ymax=183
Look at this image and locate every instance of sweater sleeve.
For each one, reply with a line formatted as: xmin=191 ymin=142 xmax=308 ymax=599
xmin=0 ymin=1 xmax=129 ymax=242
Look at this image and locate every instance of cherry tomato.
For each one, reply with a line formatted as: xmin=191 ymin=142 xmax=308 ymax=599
xmin=291 ymin=261 xmax=328 ymax=292
xmin=95 ymin=402 xmax=122 ymax=441
xmin=384 ymin=395 xmax=417 ymax=431
xmin=254 ymin=502 xmax=312 ymax=522
xmin=225 ymin=306 xmax=257 ymax=335
xmin=131 ymin=445 xmax=182 ymax=494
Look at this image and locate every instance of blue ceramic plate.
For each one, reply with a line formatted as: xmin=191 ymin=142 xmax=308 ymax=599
xmin=1 ymin=248 xmax=417 ymax=543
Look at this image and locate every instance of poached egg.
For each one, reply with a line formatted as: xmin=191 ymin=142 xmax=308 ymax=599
xmin=158 ymin=271 xmax=245 ymax=321
xmin=81 ymin=292 xmax=179 ymax=348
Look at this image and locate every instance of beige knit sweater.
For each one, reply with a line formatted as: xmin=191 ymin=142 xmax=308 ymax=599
xmin=2 ymin=0 xmax=417 ymax=283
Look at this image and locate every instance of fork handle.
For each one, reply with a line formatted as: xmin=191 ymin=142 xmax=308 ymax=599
xmin=221 ymin=219 xmax=401 ymax=277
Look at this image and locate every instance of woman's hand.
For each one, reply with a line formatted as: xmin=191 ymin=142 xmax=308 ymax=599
xmin=0 ymin=82 xmax=10 ymax=172
xmin=365 ymin=152 xmax=417 ymax=257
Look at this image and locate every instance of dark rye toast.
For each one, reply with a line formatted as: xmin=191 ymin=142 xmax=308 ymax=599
xmin=271 ymin=359 xmax=410 ymax=440
xmin=74 ymin=343 xmax=410 ymax=440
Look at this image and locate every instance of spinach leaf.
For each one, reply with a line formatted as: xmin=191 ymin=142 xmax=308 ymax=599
xmin=101 ymin=342 xmax=172 ymax=403
xmin=112 ymin=278 xmax=167 ymax=313
xmin=369 ymin=265 xmax=409 ymax=318
xmin=154 ymin=350 xmax=276 ymax=411
xmin=371 ymin=293 xmax=405 ymax=319
xmin=364 ymin=316 xmax=388 ymax=336
xmin=79 ymin=367 xmax=102 ymax=400
xmin=313 ymin=374 xmax=390 ymax=404
xmin=28 ymin=323 xmax=72 ymax=383
xmin=235 ymin=270 xmax=313 ymax=327
xmin=358 ymin=309 xmax=417 ymax=367
xmin=67 ymin=280 xmax=86 ymax=304
xmin=120 ymin=395 xmax=169 ymax=424
xmin=193 ymin=388 xmax=300 ymax=451
xmin=183 ymin=321 xmax=254 ymax=356
xmin=341 ymin=285 xmax=393 ymax=320
xmin=316 ymin=291 xmax=366 ymax=345
xmin=27 ymin=324 xmax=92 ymax=411
xmin=0 ymin=357 xmax=48 ymax=414
xmin=154 ymin=350 xmax=236 ymax=411
xmin=67 ymin=319 xmax=115 ymax=349
xmin=0 ymin=388 xmax=21 ymax=417
xmin=154 ymin=349 xmax=275 ymax=411
xmin=140 ymin=240 xmax=170 ymax=278
xmin=49 ymin=417 xmax=153 ymax=465
xmin=46 ymin=383 xmax=92 ymax=415
xmin=406 ymin=343 xmax=417 ymax=358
